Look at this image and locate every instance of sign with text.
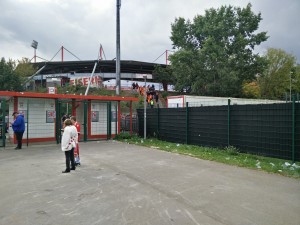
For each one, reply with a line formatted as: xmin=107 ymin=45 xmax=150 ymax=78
xmin=91 ymin=111 xmax=99 ymax=122
xmin=46 ymin=110 xmax=56 ymax=123
xmin=70 ymin=76 xmax=102 ymax=87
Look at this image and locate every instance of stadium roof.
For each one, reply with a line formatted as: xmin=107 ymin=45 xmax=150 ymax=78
xmin=32 ymin=60 xmax=166 ymax=75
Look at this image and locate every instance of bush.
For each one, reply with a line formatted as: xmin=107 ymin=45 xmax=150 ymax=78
xmin=114 ymin=132 xmax=132 ymax=140
xmin=224 ymin=146 xmax=239 ymax=155
xmin=161 ymin=91 xmax=168 ymax=99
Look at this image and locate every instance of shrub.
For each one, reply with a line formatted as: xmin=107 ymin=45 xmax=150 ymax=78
xmin=224 ymin=146 xmax=239 ymax=155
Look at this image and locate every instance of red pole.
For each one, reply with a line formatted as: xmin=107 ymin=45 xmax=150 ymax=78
xmin=61 ymin=46 xmax=64 ymax=62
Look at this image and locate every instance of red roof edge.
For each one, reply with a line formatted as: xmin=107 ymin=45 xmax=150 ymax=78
xmin=0 ymin=91 xmax=138 ymax=102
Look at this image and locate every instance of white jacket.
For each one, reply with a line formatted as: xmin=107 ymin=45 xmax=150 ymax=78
xmin=61 ymin=125 xmax=78 ymax=151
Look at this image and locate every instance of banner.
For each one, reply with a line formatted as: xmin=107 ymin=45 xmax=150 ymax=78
xmin=70 ymin=76 xmax=102 ymax=87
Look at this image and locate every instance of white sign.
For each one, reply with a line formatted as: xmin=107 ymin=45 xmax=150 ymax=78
xmin=135 ymin=74 xmax=152 ymax=79
xmin=48 ymin=87 xmax=57 ymax=94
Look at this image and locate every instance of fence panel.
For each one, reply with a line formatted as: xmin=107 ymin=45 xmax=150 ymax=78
xmin=137 ymin=102 xmax=300 ymax=161
xmin=26 ymin=99 xmax=56 ymax=144
xmin=230 ymin=104 xmax=292 ymax=159
xmin=121 ymin=115 xmax=138 ymax=133
xmin=146 ymin=109 xmax=159 ymax=137
xmin=189 ymin=106 xmax=228 ymax=147
xmin=137 ymin=108 xmax=186 ymax=143
xmin=295 ymin=103 xmax=300 ymax=161
xmin=159 ymin=108 xmax=186 ymax=143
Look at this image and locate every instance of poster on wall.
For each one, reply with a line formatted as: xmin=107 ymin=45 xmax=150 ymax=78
xmin=46 ymin=110 xmax=56 ymax=123
xmin=91 ymin=111 xmax=99 ymax=122
xmin=18 ymin=110 xmax=27 ymax=123
xmin=111 ymin=111 xmax=117 ymax=122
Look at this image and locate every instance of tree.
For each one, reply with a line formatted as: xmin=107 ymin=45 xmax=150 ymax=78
xmin=258 ymin=48 xmax=296 ymax=99
xmin=0 ymin=57 xmax=23 ymax=91
xmin=152 ymin=65 xmax=175 ymax=91
xmin=15 ymin=58 xmax=36 ymax=80
xmin=242 ymin=81 xmax=260 ymax=98
xmin=292 ymin=65 xmax=300 ymax=95
xmin=169 ymin=3 xmax=268 ymax=97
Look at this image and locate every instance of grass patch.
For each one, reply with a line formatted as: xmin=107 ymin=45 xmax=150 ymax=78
xmin=115 ymin=134 xmax=300 ymax=179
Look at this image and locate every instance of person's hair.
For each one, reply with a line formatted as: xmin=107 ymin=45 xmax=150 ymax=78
xmin=70 ymin=116 xmax=76 ymax=121
xmin=64 ymin=119 xmax=72 ymax=126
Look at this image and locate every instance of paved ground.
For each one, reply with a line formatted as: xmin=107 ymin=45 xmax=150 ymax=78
xmin=0 ymin=141 xmax=299 ymax=225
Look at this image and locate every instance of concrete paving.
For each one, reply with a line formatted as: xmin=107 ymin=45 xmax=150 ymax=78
xmin=0 ymin=141 xmax=299 ymax=225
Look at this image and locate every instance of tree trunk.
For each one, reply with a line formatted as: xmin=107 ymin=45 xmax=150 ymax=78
xmin=162 ymin=82 xmax=168 ymax=91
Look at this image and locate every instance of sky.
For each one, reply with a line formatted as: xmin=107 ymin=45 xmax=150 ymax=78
xmin=0 ymin=0 xmax=299 ymax=65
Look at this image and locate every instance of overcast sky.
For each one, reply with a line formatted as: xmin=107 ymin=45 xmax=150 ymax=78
xmin=1 ymin=0 xmax=299 ymax=64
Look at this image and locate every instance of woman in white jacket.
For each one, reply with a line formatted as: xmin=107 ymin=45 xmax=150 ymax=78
xmin=61 ymin=119 xmax=78 ymax=173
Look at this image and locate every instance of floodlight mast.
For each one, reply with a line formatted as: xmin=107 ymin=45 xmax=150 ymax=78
xmin=116 ymin=0 xmax=121 ymax=95
xmin=31 ymin=40 xmax=38 ymax=63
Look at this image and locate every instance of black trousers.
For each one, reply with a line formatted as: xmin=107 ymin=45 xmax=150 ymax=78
xmin=64 ymin=148 xmax=75 ymax=170
xmin=15 ymin=132 xmax=24 ymax=149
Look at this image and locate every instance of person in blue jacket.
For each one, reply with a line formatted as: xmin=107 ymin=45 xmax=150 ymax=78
xmin=11 ymin=111 xmax=25 ymax=150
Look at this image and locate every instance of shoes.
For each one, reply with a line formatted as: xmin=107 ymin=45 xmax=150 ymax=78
xmin=62 ymin=169 xmax=70 ymax=173
xmin=70 ymin=167 xmax=76 ymax=170
xmin=14 ymin=147 xmax=20 ymax=150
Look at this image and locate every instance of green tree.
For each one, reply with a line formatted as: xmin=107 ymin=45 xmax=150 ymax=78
xmin=258 ymin=48 xmax=296 ymax=99
xmin=169 ymin=3 xmax=268 ymax=97
xmin=291 ymin=64 xmax=300 ymax=97
xmin=152 ymin=65 xmax=175 ymax=91
xmin=242 ymin=81 xmax=260 ymax=98
xmin=15 ymin=57 xmax=36 ymax=81
xmin=0 ymin=57 xmax=23 ymax=91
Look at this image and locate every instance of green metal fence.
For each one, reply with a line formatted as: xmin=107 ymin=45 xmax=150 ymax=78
xmin=137 ymin=96 xmax=300 ymax=162
xmin=0 ymin=98 xmax=7 ymax=147
xmin=55 ymin=99 xmax=117 ymax=144
xmin=0 ymin=98 xmax=117 ymax=147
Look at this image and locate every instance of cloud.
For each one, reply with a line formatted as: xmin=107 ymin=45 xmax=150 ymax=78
xmin=0 ymin=0 xmax=299 ymax=64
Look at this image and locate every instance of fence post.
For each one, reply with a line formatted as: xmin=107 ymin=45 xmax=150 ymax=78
xmin=186 ymin=102 xmax=189 ymax=144
xmin=227 ymin=98 xmax=231 ymax=146
xmin=26 ymin=99 xmax=29 ymax=147
xmin=129 ymin=101 xmax=132 ymax=135
xmin=1 ymin=98 xmax=6 ymax=148
xmin=55 ymin=99 xmax=60 ymax=144
xmin=107 ymin=102 xmax=111 ymax=140
xmin=292 ymin=95 xmax=295 ymax=163
xmin=157 ymin=104 xmax=160 ymax=139
xmin=115 ymin=104 xmax=118 ymax=135
xmin=83 ymin=100 xmax=88 ymax=142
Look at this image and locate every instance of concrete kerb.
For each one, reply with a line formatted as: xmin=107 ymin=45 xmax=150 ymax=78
xmin=0 ymin=140 xmax=299 ymax=225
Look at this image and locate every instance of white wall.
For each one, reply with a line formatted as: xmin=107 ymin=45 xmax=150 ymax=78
xmin=167 ymin=95 xmax=285 ymax=108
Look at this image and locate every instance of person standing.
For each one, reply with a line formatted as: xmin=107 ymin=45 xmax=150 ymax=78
xmin=11 ymin=112 xmax=25 ymax=150
xmin=61 ymin=119 xmax=78 ymax=173
xmin=70 ymin=116 xmax=81 ymax=166
xmin=150 ymin=98 xmax=154 ymax=108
